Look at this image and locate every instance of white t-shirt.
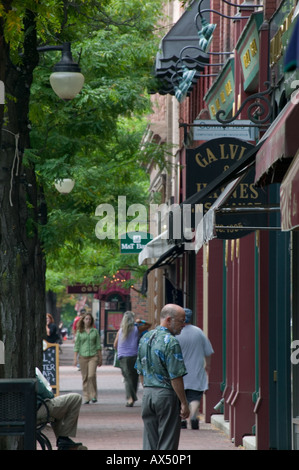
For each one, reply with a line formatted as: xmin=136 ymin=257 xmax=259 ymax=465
xmin=177 ymin=324 xmax=214 ymax=391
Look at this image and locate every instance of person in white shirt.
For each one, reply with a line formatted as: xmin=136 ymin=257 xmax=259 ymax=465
xmin=176 ymin=308 xmax=214 ymax=430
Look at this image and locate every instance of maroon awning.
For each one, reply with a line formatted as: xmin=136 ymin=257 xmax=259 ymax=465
xmin=280 ymin=151 xmax=299 ymax=231
xmin=255 ymin=95 xmax=299 ymax=185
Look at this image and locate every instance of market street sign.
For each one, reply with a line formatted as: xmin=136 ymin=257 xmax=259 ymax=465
xmin=193 ymin=119 xmax=257 ymax=142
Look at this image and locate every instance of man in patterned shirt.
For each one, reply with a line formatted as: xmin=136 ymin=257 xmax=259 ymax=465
xmin=135 ymin=304 xmax=190 ymax=450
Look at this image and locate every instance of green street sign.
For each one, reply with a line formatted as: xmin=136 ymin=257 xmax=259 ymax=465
xmin=120 ymin=232 xmax=153 ymax=254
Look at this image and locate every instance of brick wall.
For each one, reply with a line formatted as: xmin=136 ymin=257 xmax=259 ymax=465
xmin=264 ymin=0 xmax=277 ymax=20
xmin=130 ymin=283 xmax=149 ymax=320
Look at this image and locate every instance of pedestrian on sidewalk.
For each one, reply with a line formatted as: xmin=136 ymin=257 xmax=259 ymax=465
xmin=72 ymin=308 xmax=86 ymax=338
xmin=36 ymin=368 xmax=87 ymax=450
xmin=114 ymin=311 xmax=151 ymax=407
xmin=74 ymin=313 xmax=102 ymax=404
xmin=46 ymin=313 xmax=59 ymax=344
xmin=72 ymin=308 xmax=87 ymax=370
xmin=135 ymin=304 xmax=190 ymax=450
xmin=176 ymin=308 xmax=214 ymax=430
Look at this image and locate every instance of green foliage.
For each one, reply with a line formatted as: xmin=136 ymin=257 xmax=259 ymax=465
xmin=11 ymin=0 xmax=168 ymax=292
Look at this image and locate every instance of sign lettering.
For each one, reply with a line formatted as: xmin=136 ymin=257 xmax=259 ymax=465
xmin=120 ymin=231 xmax=152 ymax=253
xmin=43 ymin=340 xmax=59 ymax=396
xmin=186 ymin=138 xmax=268 ymax=238
xmin=194 ymin=143 xmax=247 ymax=169
xmin=236 ymin=12 xmax=263 ymax=91
xmin=193 ymin=120 xmax=257 ymax=142
xmin=205 ymin=58 xmax=235 ymax=119
xmin=270 ymin=6 xmax=295 ymax=67
xmin=210 ymin=79 xmax=233 ymax=117
xmin=243 ymin=39 xmax=258 ymax=69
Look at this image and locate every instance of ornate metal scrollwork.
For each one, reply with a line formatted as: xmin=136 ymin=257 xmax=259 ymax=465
xmin=220 ymin=0 xmax=262 ymax=9
xmin=215 ymin=81 xmax=273 ymax=125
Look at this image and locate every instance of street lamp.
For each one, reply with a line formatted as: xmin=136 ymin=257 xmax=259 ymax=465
xmin=171 ymin=45 xmax=224 ymax=102
xmin=173 ymin=65 xmax=196 ymax=103
xmin=196 ymin=0 xmax=263 ymax=52
xmin=38 ymin=42 xmax=84 ymax=100
xmin=197 ymin=16 xmax=217 ymax=52
xmin=54 ymin=178 xmax=75 ymax=194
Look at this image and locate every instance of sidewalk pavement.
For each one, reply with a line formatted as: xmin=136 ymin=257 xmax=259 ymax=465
xmin=43 ymin=341 xmax=242 ymax=451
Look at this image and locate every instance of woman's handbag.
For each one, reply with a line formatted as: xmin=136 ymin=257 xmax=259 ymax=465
xmin=113 ymin=350 xmax=120 ymax=368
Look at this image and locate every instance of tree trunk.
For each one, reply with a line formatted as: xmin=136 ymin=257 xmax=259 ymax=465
xmin=46 ymin=290 xmax=60 ymax=325
xmin=0 ymin=9 xmax=46 ymax=450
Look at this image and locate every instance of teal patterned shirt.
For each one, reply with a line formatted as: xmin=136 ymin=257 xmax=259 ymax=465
xmin=135 ymin=326 xmax=187 ymax=389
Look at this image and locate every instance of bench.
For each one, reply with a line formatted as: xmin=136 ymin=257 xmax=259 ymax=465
xmin=36 ymin=398 xmax=53 ymax=450
xmin=0 ymin=378 xmax=37 ymax=450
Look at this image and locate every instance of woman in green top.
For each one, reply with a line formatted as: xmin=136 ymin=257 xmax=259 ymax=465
xmin=74 ymin=313 xmax=102 ymax=404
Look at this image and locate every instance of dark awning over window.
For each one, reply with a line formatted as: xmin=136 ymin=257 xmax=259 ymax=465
xmin=152 ymin=0 xmax=210 ymax=96
xmin=195 ymin=168 xmax=279 ymax=252
xmin=280 ymin=150 xmax=299 ymax=231
xmin=140 ymin=243 xmax=184 ymax=295
xmin=255 ymin=96 xmax=299 ymax=186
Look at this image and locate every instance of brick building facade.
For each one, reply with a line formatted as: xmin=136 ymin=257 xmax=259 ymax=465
xmin=138 ymin=0 xmax=299 ymax=449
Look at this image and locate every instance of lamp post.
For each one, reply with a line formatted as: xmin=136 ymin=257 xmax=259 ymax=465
xmin=38 ymin=42 xmax=84 ymax=100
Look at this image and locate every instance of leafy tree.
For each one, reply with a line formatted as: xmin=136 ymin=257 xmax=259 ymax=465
xmin=0 ymin=1 xmax=165 ymax=449
xmin=29 ymin=10 xmax=167 ymax=292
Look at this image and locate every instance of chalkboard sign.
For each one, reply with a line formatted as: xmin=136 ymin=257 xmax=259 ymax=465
xmin=42 ymin=340 xmax=59 ymax=396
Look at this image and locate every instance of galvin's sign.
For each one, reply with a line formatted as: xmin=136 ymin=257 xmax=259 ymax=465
xmin=186 ymin=137 xmax=268 ymax=239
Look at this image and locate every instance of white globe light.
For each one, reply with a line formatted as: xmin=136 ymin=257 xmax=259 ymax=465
xmin=50 ymin=72 xmax=85 ymax=100
xmin=54 ymin=178 xmax=75 ymax=194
